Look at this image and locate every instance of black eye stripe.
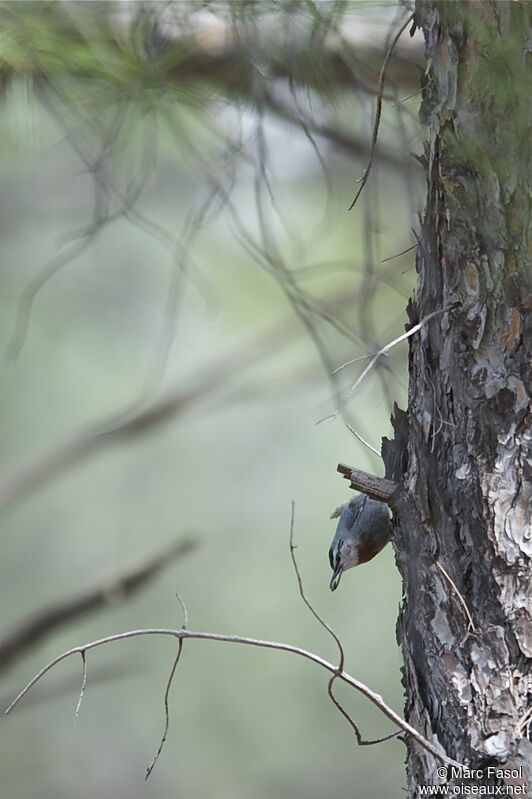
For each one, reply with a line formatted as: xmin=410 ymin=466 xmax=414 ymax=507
xmin=329 ymin=547 xmax=342 ymax=571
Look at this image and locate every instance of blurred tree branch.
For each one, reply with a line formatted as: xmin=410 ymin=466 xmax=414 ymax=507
xmin=0 ymin=3 xmax=422 ymax=95
xmin=0 ymin=536 xmax=196 ymax=672
xmin=1 ymin=281 xmax=378 ymax=514
xmin=0 ymin=1 xmax=422 ymax=168
xmin=0 ymin=317 xmax=293 ymax=513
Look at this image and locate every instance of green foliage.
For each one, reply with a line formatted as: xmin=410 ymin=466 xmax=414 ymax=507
xmin=0 ymin=1 xmax=380 ymax=106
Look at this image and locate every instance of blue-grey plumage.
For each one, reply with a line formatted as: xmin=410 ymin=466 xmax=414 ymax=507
xmin=329 ymin=493 xmax=392 ymax=590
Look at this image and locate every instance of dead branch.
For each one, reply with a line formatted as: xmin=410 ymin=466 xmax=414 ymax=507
xmin=4 ymin=626 xmax=464 ymax=770
xmin=337 ymin=464 xmax=400 ymax=507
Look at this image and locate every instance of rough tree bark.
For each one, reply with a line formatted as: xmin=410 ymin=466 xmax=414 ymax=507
xmin=383 ymin=2 xmax=531 ymax=794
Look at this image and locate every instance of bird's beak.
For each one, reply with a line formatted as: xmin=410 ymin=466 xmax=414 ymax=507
xmin=329 ymin=564 xmax=343 ymax=591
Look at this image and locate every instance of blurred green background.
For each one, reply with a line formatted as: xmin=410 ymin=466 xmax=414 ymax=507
xmin=0 ymin=3 xmax=424 ymax=797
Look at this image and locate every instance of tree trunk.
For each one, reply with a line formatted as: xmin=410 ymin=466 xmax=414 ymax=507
xmin=384 ymin=2 xmax=532 ymax=793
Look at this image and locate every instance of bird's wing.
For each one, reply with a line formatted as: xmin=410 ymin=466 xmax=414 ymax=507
xmin=341 ymin=494 xmax=367 ymax=530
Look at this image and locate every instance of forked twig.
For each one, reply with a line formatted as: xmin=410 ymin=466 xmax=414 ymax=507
xmin=5 ymin=508 xmax=462 ymax=771
xmin=326 ymin=685 xmax=401 ymax=747
xmin=321 ymin=307 xmax=453 ymax=423
xmin=4 ymin=628 xmax=463 ymax=769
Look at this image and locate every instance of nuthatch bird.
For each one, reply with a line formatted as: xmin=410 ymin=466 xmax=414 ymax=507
xmin=328 ymin=493 xmax=392 ymax=590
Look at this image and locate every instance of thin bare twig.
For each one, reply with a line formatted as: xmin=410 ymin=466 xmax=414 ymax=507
xmin=381 ymin=243 xmax=418 ymax=263
xmin=348 ymin=13 xmax=415 ymax=212
xmin=345 ymin=423 xmax=380 ymax=457
xmin=289 ymin=503 xmax=344 ymax=670
xmin=176 ymin=593 xmax=189 ymax=631
xmin=0 ymin=659 xmax=140 ymax=717
xmin=4 ymin=627 xmax=463 ymax=769
xmin=326 ymin=685 xmax=401 ymax=747
xmin=146 ymin=639 xmax=184 ymax=780
xmin=0 ymin=536 xmax=196 ymax=672
xmin=75 ymin=652 xmax=87 ymax=719
xmin=435 ymin=561 xmax=476 ymax=632
xmin=290 ymin=503 xmax=399 ymax=748
xmin=331 ymin=350 xmax=390 ymax=374
xmin=392 ymin=87 xmax=425 ymax=108
xmin=321 ymin=306 xmax=454 ymax=423
xmin=145 ymin=594 xmax=190 ymax=780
